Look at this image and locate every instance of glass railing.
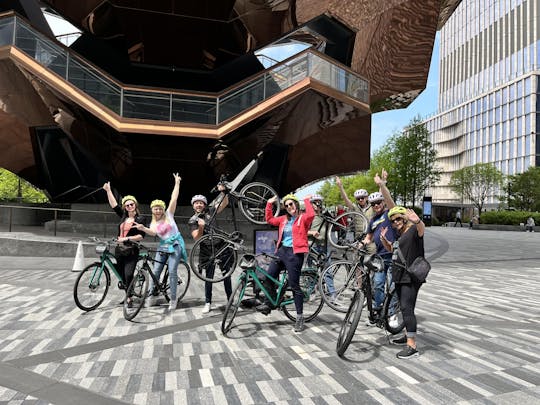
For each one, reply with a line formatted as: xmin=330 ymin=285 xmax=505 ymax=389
xmin=0 ymin=13 xmax=369 ymax=126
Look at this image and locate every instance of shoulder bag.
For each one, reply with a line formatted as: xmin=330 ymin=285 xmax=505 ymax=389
xmin=396 ymin=247 xmax=431 ymax=282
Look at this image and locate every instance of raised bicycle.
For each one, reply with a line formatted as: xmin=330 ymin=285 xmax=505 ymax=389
xmin=336 ymin=255 xmax=405 ymax=357
xmin=221 ymin=253 xmax=323 ymax=335
xmin=325 ymin=210 xmax=369 ymax=250
xmin=123 ymin=245 xmax=191 ymax=321
xmin=73 ymin=237 xmax=127 ymax=311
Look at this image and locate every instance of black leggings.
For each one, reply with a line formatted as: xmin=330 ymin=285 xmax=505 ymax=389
xmin=116 ymin=254 xmax=138 ymax=289
xmin=396 ymin=281 xmax=422 ymax=338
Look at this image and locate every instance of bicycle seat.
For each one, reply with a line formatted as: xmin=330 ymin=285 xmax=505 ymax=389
xmin=239 ymin=254 xmax=256 ymax=269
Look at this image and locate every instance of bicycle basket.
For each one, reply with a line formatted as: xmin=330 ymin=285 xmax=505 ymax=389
xmin=364 ymin=254 xmax=384 ymax=272
xmin=239 ymin=254 xmax=256 ymax=269
xmin=95 ymin=243 xmax=107 ymax=254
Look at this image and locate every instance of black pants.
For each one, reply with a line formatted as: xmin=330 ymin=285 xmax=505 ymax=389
xmin=200 ymin=244 xmax=232 ymax=304
xmin=116 ymin=253 xmax=138 ymax=289
xmin=396 ymin=281 xmax=422 ymax=338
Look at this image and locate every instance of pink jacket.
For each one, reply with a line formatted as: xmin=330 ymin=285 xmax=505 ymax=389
xmin=266 ymin=198 xmax=315 ymax=254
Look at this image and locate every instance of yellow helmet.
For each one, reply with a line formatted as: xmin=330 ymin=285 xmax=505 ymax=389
xmin=388 ymin=206 xmax=407 ymax=219
xmin=121 ymin=195 xmax=138 ymax=206
xmin=150 ymin=199 xmax=166 ymax=209
xmin=282 ymin=193 xmax=299 ymax=204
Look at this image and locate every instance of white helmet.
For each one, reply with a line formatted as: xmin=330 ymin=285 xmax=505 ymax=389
xmin=368 ymin=191 xmax=384 ymax=204
xmin=353 ymin=189 xmax=368 ymax=198
xmin=191 ymin=194 xmax=207 ymax=205
xmin=310 ymin=194 xmax=324 ymax=202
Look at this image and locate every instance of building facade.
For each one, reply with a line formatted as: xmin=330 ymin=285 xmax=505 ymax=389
xmin=425 ymin=0 xmax=539 ymax=207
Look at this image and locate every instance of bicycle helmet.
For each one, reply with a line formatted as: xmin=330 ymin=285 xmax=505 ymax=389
xmin=121 ymin=195 xmax=138 ymax=206
xmin=310 ymin=194 xmax=324 ymax=202
xmin=388 ymin=206 xmax=407 ymax=219
xmin=353 ymin=189 xmax=369 ymax=199
xmin=150 ymin=199 xmax=166 ymax=209
xmin=282 ymin=193 xmax=299 ymax=204
xmin=191 ymin=194 xmax=207 ymax=205
xmin=368 ymin=191 xmax=384 ymax=204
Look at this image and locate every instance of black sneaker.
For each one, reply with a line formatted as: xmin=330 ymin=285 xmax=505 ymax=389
xmin=256 ymin=303 xmax=272 ymax=316
xmin=391 ymin=335 xmax=407 ymax=345
xmin=294 ymin=315 xmax=305 ymax=333
xmin=396 ymin=345 xmax=419 ymax=359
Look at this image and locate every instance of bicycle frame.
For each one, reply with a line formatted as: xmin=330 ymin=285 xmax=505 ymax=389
xmin=239 ymin=266 xmax=292 ymax=308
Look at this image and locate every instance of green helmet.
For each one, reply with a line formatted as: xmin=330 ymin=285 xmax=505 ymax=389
xmin=282 ymin=193 xmax=299 ymax=204
xmin=388 ymin=206 xmax=407 ymax=219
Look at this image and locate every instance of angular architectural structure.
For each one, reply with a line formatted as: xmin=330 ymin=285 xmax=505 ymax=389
xmin=0 ymin=0 xmax=459 ymax=203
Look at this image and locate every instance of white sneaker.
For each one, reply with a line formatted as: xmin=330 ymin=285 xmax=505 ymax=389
xmin=202 ymin=303 xmax=211 ymax=314
xmin=168 ymin=299 xmax=178 ymax=311
xmin=144 ymin=296 xmax=156 ymax=308
xmin=388 ymin=314 xmax=399 ymax=328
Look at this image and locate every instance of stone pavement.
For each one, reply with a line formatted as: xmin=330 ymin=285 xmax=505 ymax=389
xmin=0 ymin=227 xmax=539 ymax=404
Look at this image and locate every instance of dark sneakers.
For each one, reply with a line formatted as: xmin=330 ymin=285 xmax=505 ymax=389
xmin=391 ymin=335 xmax=408 ymax=345
xmin=396 ymin=345 xmax=419 ymax=359
xmin=256 ymin=303 xmax=272 ymax=316
xmin=294 ymin=315 xmax=305 ymax=333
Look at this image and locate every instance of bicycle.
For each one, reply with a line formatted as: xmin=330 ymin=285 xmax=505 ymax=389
xmin=221 ymin=253 xmax=324 ymax=335
xmin=324 ymin=210 xmax=369 ymax=250
xmin=123 ymin=245 xmax=191 ymax=321
xmin=73 ymin=237 xmax=126 ymax=311
xmin=336 ymin=256 xmax=405 ymax=357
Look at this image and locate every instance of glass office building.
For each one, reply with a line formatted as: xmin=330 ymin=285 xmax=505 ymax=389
xmin=425 ymin=0 xmax=538 ymax=206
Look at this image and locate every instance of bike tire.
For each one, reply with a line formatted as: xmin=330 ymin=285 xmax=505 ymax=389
xmin=383 ymin=287 xmax=405 ymax=335
xmin=282 ymin=271 xmax=324 ymax=322
xmin=123 ymin=265 xmax=149 ymax=321
xmin=336 ymin=289 xmax=364 ymax=357
xmin=162 ymin=261 xmax=191 ymax=302
xmin=73 ymin=262 xmax=111 ymax=311
xmin=221 ymin=274 xmax=247 ymax=335
xmin=319 ymin=260 xmax=358 ymax=313
xmin=327 ymin=211 xmax=369 ymax=249
xmin=238 ymin=182 xmax=279 ymax=225
xmin=189 ymin=234 xmax=237 ymax=283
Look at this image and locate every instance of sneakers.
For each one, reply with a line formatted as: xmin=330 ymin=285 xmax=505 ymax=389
xmin=255 ymin=303 xmax=272 ymax=316
xmin=168 ymin=298 xmax=178 ymax=311
xmin=388 ymin=314 xmax=399 ymax=329
xmin=396 ymin=345 xmax=419 ymax=359
xmin=294 ymin=315 xmax=305 ymax=333
xmin=144 ymin=296 xmax=157 ymax=308
xmin=391 ymin=335 xmax=407 ymax=345
xmin=202 ymin=303 xmax=212 ymax=314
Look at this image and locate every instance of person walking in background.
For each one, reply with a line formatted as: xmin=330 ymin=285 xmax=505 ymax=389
xmin=454 ymin=209 xmax=462 ymax=227
xmin=102 ymin=182 xmax=146 ymax=304
xmin=135 ymin=173 xmax=187 ymax=311
xmin=380 ymin=206 xmax=425 ymax=359
xmin=258 ymin=193 xmax=315 ymax=333
xmin=188 ymin=183 xmax=232 ymax=314
xmin=526 ymin=216 xmax=535 ymax=232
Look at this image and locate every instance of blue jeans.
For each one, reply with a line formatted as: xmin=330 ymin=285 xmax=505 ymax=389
xmin=372 ymin=254 xmax=393 ymax=310
xmin=149 ymin=244 xmax=182 ymax=301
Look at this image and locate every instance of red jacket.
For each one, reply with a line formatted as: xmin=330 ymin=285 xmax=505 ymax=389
xmin=266 ymin=198 xmax=315 ymax=254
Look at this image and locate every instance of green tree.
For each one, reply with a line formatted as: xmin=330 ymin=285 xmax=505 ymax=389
xmin=0 ymin=169 xmax=49 ymax=203
xmin=386 ymin=117 xmax=441 ymax=206
xmin=318 ymin=172 xmax=375 ymax=206
xmin=507 ymin=166 xmax=540 ymax=211
xmin=449 ymin=163 xmax=504 ymax=214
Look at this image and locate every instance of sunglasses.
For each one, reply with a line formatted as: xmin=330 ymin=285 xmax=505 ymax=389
xmin=356 ymin=197 xmax=366 ymax=201
xmin=124 ymin=203 xmax=135 ymax=207
xmin=285 ymin=202 xmax=296 ymax=208
xmin=370 ymin=201 xmax=383 ymax=207
xmin=391 ymin=217 xmax=404 ymax=223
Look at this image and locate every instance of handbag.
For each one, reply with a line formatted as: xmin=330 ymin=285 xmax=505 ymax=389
xmin=115 ymin=242 xmax=137 ymax=257
xmin=396 ymin=248 xmax=431 ymax=282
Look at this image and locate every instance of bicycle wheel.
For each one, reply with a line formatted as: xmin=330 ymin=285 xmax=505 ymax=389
xmin=74 ymin=262 xmax=111 ymax=311
xmin=327 ymin=211 xmax=369 ymax=249
xmin=221 ymin=274 xmax=247 ymax=335
xmin=336 ymin=289 xmax=364 ymax=357
xmin=123 ymin=266 xmax=149 ymax=321
xmin=189 ymin=234 xmax=237 ymax=283
xmin=163 ymin=261 xmax=191 ymax=302
xmin=319 ymin=260 xmax=358 ymax=313
xmin=383 ymin=287 xmax=405 ymax=335
xmin=238 ymin=182 xmax=279 ymax=225
xmin=282 ymin=270 xmax=324 ymax=322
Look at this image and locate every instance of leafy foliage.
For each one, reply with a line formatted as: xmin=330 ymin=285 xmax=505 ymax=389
xmin=318 ymin=173 xmax=377 ymax=206
xmin=506 ymin=166 xmax=540 ymax=211
xmin=449 ymin=163 xmax=504 ymax=214
xmin=0 ymin=169 xmax=49 ymax=203
xmin=480 ymin=210 xmax=540 ymax=225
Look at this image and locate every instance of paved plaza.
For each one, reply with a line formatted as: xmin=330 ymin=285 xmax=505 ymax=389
xmin=0 ymin=227 xmax=539 ymax=404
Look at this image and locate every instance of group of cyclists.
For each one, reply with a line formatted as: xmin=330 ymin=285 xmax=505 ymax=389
xmin=101 ymin=168 xmax=426 ymax=359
